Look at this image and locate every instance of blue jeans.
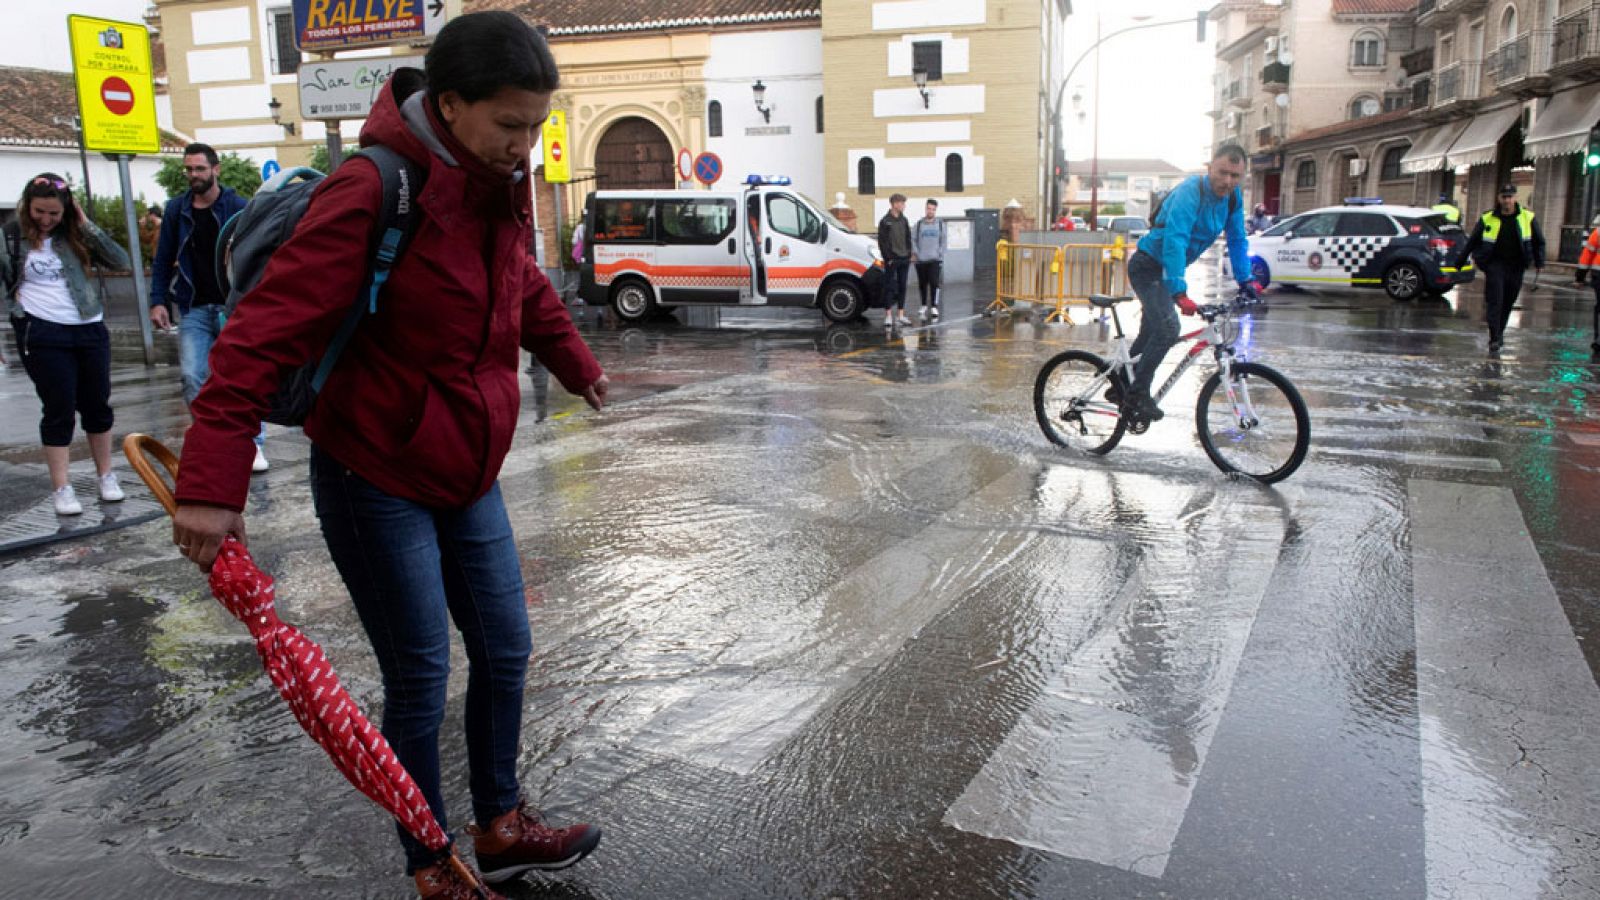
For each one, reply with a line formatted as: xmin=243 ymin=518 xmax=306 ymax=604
xmin=1127 ymin=251 xmax=1180 ymax=397
xmin=309 ymin=446 xmax=532 ymax=873
xmin=179 ymin=305 xmax=264 ymax=446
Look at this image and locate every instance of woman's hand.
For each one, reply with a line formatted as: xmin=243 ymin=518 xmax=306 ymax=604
xmin=173 ymin=503 xmax=247 ymax=572
xmin=582 ymin=373 xmax=610 ymax=411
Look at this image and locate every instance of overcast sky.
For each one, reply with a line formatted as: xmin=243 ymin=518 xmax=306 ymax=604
xmin=1060 ymin=0 xmax=1218 ymax=169
xmin=17 ymin=1 xmax=1219 ymax=171
xmin=9 ymin=1 xmax=151 ymax=72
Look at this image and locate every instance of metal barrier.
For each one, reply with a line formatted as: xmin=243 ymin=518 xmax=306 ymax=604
xmin=989 ymin=237 xmax=1129 ymax=323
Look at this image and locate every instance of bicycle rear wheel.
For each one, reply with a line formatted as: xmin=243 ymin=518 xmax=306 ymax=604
xmin=1034 ymin=350 xmax=1127 ymax=455
xmin=1195 ymin=361 xmax=1309 ymax=483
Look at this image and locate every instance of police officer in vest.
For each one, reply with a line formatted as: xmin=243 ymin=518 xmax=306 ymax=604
xmin=1432 ymin=192 xmax=1461 ymax=224
xmin=1455 ymin=184 xmax=1545 ymax=354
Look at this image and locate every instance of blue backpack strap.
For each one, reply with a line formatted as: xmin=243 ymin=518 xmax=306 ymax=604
xmin=310 ymin=147 xmax=424 ymax=394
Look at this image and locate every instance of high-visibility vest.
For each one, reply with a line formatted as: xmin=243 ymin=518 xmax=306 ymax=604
xmin=1432 ymin=202 xmax=1461 ymax=223
xmin=1580 ymin=227 xmax=1600 ymax=271
xmin=1479 ymin=207 xmax=1535 ymax=243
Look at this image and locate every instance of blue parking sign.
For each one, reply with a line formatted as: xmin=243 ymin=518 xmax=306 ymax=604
xmin=261 ymin=159 xmax=282 ymax=182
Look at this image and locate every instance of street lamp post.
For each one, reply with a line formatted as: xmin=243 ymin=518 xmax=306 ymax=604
xmin=1048 ymin=13 xmax=1207 ymax=226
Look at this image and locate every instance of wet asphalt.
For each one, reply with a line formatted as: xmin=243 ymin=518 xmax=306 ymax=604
xmin=1 ymin=253 xmax=1598 ymax=900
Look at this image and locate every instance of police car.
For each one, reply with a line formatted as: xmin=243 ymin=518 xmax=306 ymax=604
xmin=1245 ymin=201 xmax=1473 ymax=300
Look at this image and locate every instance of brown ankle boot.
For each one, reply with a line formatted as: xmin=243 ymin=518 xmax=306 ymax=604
xmin=468 ymin=800 xmax=602 ymax=884
xmin=414 ymin=855 xmax=504 ymax=900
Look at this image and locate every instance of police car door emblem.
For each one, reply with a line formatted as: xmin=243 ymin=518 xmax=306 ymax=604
xmin=1308 ymin=252 xmax=1324 ymax=271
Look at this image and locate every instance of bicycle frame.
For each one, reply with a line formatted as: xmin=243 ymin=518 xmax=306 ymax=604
xmin=1075 ymin=299 xmax=1261 ymax=428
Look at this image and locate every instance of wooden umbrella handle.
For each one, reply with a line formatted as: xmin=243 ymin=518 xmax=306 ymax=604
xmin=122 ymin=433 xmax=179 ymax=517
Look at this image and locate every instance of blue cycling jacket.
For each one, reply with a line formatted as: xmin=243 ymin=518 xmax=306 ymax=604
xmin=1136 ymin=174 xmax=1251 ymax=296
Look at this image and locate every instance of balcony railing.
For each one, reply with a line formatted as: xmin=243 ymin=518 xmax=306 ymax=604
xmin=1401 ymin=46 xmax=1434 ymax=76
xmin=1493 ymin=31 xmax=1553 ymax=86
xmin=1226 ymin=78 xmax=1251 ymax=107
xmin=1434 ymin=59 xmax=1482 ymax=106
xmin=1438 ymin=0 xmax=1488 ymax=13
xmin=1255 ymin=123 xmax=1281 ymax=152
xmin=1553 ymin=4 xmax=1600 ymax=71
xmin=1261 ymin=61 xmax=1290 ymax=92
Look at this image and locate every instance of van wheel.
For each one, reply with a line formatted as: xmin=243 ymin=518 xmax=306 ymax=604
xmin=611 ymin=279 xmax=655 ymax=322
xmin=820 ymin=280 xmax=865 ymax=323
xmin=1384 ymin=262 xmax=1423 ymax=301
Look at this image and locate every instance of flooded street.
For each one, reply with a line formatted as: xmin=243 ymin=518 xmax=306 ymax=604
xmin=2 ymin=257 xmax=1599 ymax=899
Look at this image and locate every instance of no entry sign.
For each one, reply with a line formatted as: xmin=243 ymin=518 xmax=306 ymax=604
xmin=100 ymin=77 xmax=134 ymax=115
xmin=542 ymin=110 xmax=571 ymax=183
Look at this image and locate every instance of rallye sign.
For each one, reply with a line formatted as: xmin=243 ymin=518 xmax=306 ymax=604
xmin=292 ymin=0 xmax=444 ymax=53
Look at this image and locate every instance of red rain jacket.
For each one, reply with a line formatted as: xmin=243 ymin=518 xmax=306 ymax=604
xmin=176 ymin=70 xmax=602 ymax=512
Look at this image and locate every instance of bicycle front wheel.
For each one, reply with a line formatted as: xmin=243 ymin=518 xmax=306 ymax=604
xmin=1034 ymin=350 xmax=1127 ymax=455
xmin=1195 ymin=361 xmax=1310 ymax=483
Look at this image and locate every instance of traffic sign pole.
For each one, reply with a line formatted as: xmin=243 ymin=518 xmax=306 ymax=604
xmin=116 ymin=155 xmax=154 ymax=365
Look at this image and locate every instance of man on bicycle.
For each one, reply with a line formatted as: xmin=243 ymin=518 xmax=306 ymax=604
xmin=1121 ymin=143 xmax=1253 ymax=421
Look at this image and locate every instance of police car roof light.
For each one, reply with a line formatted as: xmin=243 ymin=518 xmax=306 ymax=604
xmin=745 ymin=174 xmax=792 ymax=186
xmin=1343 ymin=196 xmax=1383 ymax=206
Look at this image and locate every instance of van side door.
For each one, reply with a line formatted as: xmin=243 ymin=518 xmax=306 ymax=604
xmin=657 ymin=196 xmax=743 ymax=306
xmin=761 ymin=192 xmax=830 ymax=306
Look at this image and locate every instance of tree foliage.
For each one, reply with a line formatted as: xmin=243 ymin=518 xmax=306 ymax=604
xmin=154 ymin=152 xmax=263 ymax=200
xmin=309 ymin=144 xmax=358 ymax=174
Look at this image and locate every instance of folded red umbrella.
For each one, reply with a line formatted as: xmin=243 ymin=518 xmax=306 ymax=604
xmin=125 ymin=434 xmax=489 ymax=896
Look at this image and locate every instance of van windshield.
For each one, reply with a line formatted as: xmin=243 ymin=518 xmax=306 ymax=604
xmin=793 ymin=191 xmax=854 ymax=233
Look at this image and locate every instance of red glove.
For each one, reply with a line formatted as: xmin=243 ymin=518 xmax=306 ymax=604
xmin=1175 ymin=293 xmax=1199 ymax=316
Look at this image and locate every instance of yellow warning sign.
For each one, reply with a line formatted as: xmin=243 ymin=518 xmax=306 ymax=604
xmin=542 ymin=111 xmax=571 ymax=184
xmin=68 ymin=15 xmax=160 ymax=155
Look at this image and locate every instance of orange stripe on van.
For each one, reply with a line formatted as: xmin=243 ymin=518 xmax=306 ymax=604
xmin=596 ymin=259 xmax=748 ymax=278
xmin=769 ymin=259 xmax=869 ymax=278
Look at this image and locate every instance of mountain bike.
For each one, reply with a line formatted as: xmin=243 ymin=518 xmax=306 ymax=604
xmin=1032 ymin=289 xmax=1310 ymax=483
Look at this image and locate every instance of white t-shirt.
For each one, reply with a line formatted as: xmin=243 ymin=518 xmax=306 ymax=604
xmin=16 ymin=238 xmax=99 ymax=325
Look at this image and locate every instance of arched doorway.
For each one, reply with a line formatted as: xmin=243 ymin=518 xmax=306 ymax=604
xmin=594 ymin=117 xmax=674 ymax=190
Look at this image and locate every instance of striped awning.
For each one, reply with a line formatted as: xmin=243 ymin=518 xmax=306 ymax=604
xmin=1524 ymin=83 xmax=1600 ymax=160
xmin=1445 ymin=105 xmax=1524 ymax=169
xmin=1401 ymin=120 xmax=1470 ymax=174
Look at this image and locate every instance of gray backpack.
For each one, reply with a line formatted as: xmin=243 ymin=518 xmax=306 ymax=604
xmin=216 ymin=145 xmax=423 ymax=426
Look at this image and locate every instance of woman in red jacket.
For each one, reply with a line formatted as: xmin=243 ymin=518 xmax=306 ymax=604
xmin=171 ymin=13 xmax=607 ymax=898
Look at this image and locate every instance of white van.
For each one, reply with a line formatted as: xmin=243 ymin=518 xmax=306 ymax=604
xmin=578 ymin=177 xmax=883 ymax=323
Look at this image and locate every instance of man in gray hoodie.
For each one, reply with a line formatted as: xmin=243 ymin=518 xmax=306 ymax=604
xmin=912 ymin=198 xmax=947 ymax=322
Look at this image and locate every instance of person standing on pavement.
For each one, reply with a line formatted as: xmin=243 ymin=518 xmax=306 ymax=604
xmin=1 ymin=174 xmax=131 ymax=515
xmin=1575 ymin=214 xmax=1600 ymax=351
xmin=1432 ymin=192 xmax=1462 ymax=224
xmin=1246 ymin=203 xmax=1272 ymax=234
xmin=1120 ymin=143 xmax=1254 ymax=422
xmin=878 ymin=193 xmax=913 ymax=328
xmin=169 ymin=13 xmax=608 ymax=898
xmin=913 ymin=198 xmax=947 ymax=322
xmin=147 ymin=143 xmax=268 ymax=472
xmin=1454 ymin=184 xmax=1545 ymax=354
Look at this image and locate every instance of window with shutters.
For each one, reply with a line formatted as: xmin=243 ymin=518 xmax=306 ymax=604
xmin=858 ymin=157 xmax=876 ymax=195
xmin=913 ymin=41 xmax=943 ymax=80
xmin=945 ymin=153 xmax=964 ymax=192
xmin=708 ymin=100 xmax=723 ymax=138
xmin=269 ymin=8 xmax=299 ymax=75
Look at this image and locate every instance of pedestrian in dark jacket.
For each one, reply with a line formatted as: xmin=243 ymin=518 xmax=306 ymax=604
xmin=170 ymin=13 xmax=607 ymax=898
xmin=147 ymin=143 xmax=268 ymax=470
xmin=1455 ymin=184 xmax=1545 ymax=353
xmin=878 ymin=193 xmax=912 ymax=328
xmin=2 ymin=173 xmax=131 ymax=515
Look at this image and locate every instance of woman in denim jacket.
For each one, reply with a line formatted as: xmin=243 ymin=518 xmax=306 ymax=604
xmin=2 ymin=173 xmax=132 ymax=515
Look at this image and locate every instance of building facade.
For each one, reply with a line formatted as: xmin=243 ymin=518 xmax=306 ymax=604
xmin=1064 ymin=158 xmax=1189 ymax=218
xmin=1211 ymin=0 xmax=1432 ymax=216
xmin=821 ymin=0 xmax=1072 ymax=225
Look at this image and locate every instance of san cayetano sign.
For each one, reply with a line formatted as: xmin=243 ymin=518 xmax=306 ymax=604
xmin=298 ymin=55 xmax=424 ymax=120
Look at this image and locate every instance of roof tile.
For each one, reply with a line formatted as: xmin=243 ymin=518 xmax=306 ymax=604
xmin=0 ymin=66 xmax=183 ymax=152
xmin=466 ymin=0 xmax=820 ymax=35
xmin=1331 ymin=0 xmax=1417 ymax=16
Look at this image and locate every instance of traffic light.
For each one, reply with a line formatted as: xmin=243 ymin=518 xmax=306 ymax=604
xmin=1586 ymin=127 xmax=1600 ymax=171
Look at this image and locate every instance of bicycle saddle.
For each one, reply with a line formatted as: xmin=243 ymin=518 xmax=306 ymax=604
xmin=1089 ymin=294 xmax=1134 ymax=308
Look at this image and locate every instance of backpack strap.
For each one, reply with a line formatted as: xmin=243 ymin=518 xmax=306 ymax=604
xmin=3 ymin=220 xmax=22 ymax=298
xmin=310 ymin=146 xmax=425 ymax=395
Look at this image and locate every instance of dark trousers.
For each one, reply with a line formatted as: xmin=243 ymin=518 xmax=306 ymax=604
xmin=883 ymin=259 xmax=911 ymax=310
xmin=10 ymin=315 xmax=114 ymax=446
xmin=916 ymin=261 xmax=942 ymax=307
xmin=310 ymin=446 xmax=532 ymax=873
xmin=1127 ymin=251 xmax=1179 ymax=397
xmin=1482 ymin=262 xmax=1525 ymax=342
